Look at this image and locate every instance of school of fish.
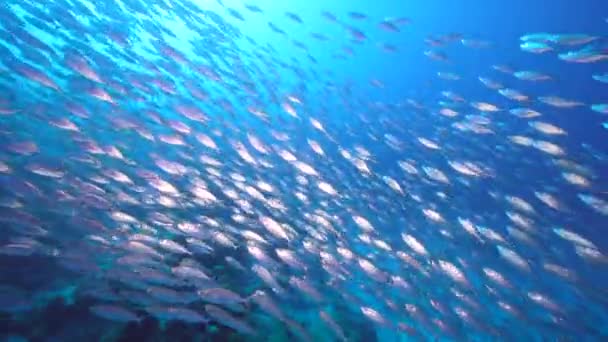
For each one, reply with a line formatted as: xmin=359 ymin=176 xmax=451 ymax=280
xmin=0 ymin=0 xmax=607 ymax=341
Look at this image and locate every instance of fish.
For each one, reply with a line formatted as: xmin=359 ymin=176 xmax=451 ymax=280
xmin=520 ymin=41 xmax=553 ymax=53
xmin=285 ymin=12 xmax=303 ymax=23
xmin=592 ymin=73 xmax=608 ymax=83
xmin=205 ymin=304 xmax=256 ymax=335
xmin=89 ymin=305 xmax=140 ymax=323
xmin=591 ymin=104 xmax=608 ymax=114
xmin=538 ymin=96 xmax=584 ymax=108
xmin=559 ymin=49 xmax=608 ymax=63
xmin=0 ymin=1 xmax=606 ymax=341
xmin=150 ymin=306 xmax=208 ymax=323
xmin=514 ymin=70 xmax=552 ymax=81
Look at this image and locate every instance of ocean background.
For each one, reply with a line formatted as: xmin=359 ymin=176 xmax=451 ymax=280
xmin=0 ymin=0 xmax=607 ymax=341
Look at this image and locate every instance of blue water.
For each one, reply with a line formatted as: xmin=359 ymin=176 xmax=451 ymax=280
xmin=0 ymin=0 xmax=607 ymax=341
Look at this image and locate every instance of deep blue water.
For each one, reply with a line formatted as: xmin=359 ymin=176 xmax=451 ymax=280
xmin=0 ymin=0 xmax=607 ymax=341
